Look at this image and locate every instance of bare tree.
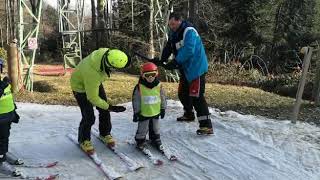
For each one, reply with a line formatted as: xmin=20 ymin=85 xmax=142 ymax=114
xmin=91 ymin=0 xmax=96 ymax=29
xmin=96 ymin=0 xmax=105 ymax=48
xmin=6 ymin=0 xmax=16 ymax=41
xmin=148 ymin=0 xmax=154 ymax=57
xmin=29 ymin=0 xmax=40 ymax=15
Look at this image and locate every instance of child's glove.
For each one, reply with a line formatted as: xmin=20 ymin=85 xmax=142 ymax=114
xmin=0 ymin=78 xmax=9 ymax=97
xmin=108 ymin=105 xmax=126 ymax=112
xmin=12 ymin=111 xmax=20 ymax=123
xmin=160 ymin=109 xmax=165 ymax=119
xmin=133 ymin=113 xmax=140 ymax=122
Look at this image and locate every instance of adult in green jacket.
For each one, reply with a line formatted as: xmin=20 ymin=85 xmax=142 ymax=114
xmin=70 ymin=48 xmax=130 ymax=154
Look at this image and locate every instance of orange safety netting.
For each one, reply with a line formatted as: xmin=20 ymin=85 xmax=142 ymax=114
xmin=33 ymin=65 xmax=74 ymax=76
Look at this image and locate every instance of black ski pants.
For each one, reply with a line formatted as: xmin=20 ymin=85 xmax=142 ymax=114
xmin=73 ymin=84 xmax=111 ymax=143
xmin=0 ymin=120 xmax=11 ymax=162
xmin=178 ymin=73 xmax=212 ymax=128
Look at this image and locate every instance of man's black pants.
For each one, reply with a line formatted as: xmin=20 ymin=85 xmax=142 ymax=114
xmin=178 ymin=73 xmax=212 ymax=128
xmin=73 ymin=85 xmax=111 ymax=143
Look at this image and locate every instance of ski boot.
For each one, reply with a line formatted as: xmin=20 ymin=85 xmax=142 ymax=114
xmin=0 ymin=161 xmax=21 ymax=177
xmin=100 ymin=135 xmax=115 ymax=148
xmin=151 ymin=139 xmax=164 ymax=153
xmin=80 ymin=140 xmax=95 ymax=154
xmin=177 ymin=111 xmax=195 ymax=122
xmin=196 ymin=127 xmax=214 ymax=135
xmin=136 ymin=139 xmax=147 ymax=151
xmin=6 ymin=153 xmax=24 ymax=165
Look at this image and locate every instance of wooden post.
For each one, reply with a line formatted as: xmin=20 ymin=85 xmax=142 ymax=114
xmin=291 ymin=47 xmax=313 ymax=123
xmin=7 ymin=42 xmax=20 ymax=93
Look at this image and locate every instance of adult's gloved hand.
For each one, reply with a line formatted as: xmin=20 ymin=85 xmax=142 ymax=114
xmin=108 ymin=105 xmax=126 ymax=112
xmin=160 ymin=109 xmax=165 ymax=119
xmin=149 ymin=57 xmax=163 ymax=67
xmin=133 ymin=113 xmax=140 ymax=122
xmin=162 ymin=59 xmax=179 ymax=70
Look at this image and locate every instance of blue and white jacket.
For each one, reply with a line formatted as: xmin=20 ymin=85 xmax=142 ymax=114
xmin=161 ymin=21 xmax=208 ymax=82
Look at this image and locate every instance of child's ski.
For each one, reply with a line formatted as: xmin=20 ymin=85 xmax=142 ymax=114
xmin=126 ymin=140 xmax=163 ymax=166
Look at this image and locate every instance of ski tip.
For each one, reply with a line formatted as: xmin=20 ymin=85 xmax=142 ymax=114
xmin=128 ymin=164 xmax=144 ymax=171
xmin=85 ymin=150 xmax=95 ymax=156
xmin=153 ymin=159 xmax=163 ymax=166
xmin=41 ymin=174 xmax=59 ymax=180
xmin=169 ymin=156 xmax=178 ymax=161
xmin=46 ymin=161 xmax=58 ymax=168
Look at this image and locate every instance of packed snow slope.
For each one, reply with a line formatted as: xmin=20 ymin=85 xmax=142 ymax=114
xmin=6 ymin=100 xmax=320 ymax=180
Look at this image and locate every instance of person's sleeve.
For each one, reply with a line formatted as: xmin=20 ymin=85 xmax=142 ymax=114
xmin=176 ymin=29 xmax=197 ymax=64
xmin=132 ymin=85 xmax=141 ymax=114
xmin=161 ymin=37 xmax=173 ymax=62
xmin=84 ymin=72 xmax=109 ymax=110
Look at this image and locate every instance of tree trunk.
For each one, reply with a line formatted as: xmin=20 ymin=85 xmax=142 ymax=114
xmin=7 ymin=0 xmax=16 ymax=40
xmin=149 ymin=0 xmax=154 ymax=58
xmin=189 ymin=0 xmax=198 ymax=23
xmin=96 ymin=0 xmax=106 ymax=48
xmin=91 ymin=0 xmax=97 ymax=29
xmin=181 ymin=0 xmax=189 ymax=19
xmin=29 ymin=0 xmax=38 ymax=15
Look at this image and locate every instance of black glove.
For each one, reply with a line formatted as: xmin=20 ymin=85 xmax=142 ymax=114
xmin=0 ymin=79 xmax=9 ymax=97
xmin=133 ymin=113 xmax=140 ymax=122
xmin=163 ymin=59 xmax=179 ymax=70
xmin=12 ymin=111 xmax=20 ymax=123
xmin=160 ymin=109 xmax=165 ymax=119
xmin=3 ymin=77 xmax=11 ymax=84
xmin=108 ymin=105 xmax=126 ymax=112
xmin=149 ymin=57 xmax=163 ymax=67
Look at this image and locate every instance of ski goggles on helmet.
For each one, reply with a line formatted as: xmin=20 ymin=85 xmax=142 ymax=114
xmin=143 ymin=71 xmax=157 ymax=78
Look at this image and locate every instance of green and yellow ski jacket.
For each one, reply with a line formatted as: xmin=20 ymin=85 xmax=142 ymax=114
xmin=70 ymin=48 xmax=110 ymax=110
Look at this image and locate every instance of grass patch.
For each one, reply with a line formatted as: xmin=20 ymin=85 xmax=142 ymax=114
xmin=14 ymin=73 xmax=318 ymax=124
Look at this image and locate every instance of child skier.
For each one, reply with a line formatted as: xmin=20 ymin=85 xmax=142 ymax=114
xmin=0 ymin=59 xmax=21 ymax=177
xmin=132 ymin=62 xmax=166 ymax=151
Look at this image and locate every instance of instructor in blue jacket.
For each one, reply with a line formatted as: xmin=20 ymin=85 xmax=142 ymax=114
xmin=160 ymin=12 xmax=213 ymax=135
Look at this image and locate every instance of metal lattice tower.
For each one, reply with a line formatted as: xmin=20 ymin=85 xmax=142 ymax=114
xmin=18 ymin=0 xmax=43 ymax=91
xmin=58 ymin=0 xmax=84 ymax=69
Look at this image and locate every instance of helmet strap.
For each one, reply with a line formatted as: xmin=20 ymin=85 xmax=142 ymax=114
xmin=101 ymin=50 xmax=111 ymax=77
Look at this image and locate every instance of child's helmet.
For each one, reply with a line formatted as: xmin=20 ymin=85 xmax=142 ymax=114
xmin=141 ymin=62 xmax=158 ymax=73
xmin=140 ymin=62 xmax=158 ymax=78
